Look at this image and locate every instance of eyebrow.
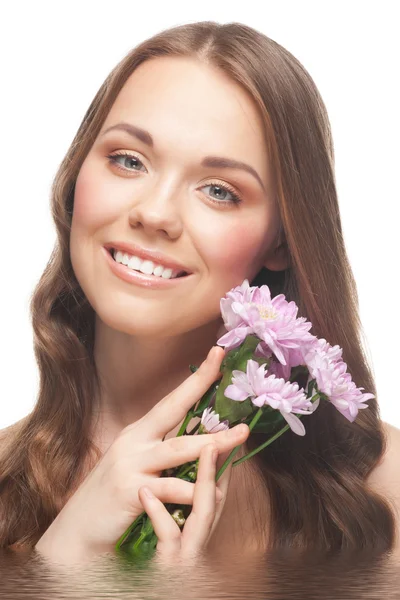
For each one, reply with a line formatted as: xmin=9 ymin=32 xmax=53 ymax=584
xmin=101 ymin=122 xmax=266 ymax=193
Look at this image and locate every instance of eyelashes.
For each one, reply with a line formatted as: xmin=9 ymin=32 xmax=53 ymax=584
xmin=105 ymin=151 xmax=243 ymax=207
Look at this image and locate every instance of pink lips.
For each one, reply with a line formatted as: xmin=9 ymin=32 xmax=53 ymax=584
xmin=103 ymin=247 xmax=193 ymax=289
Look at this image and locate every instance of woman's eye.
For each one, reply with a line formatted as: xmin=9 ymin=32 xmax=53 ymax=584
xmin=106 ymin=152 xmax=146 ymax=172
xmin=200 ymin=183 xmax=242 ymax=206
xmin=106 ymin=152 xmax=243 ymax=207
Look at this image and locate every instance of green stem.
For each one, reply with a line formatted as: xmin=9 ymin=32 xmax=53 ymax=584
xmin=177 ymin=410 xmax=194 ymax=437
xmin=132 ymin=530 xmax=147 ymax=552
xmin=115 ymin=513 xmax=146 ymax=551
xmin=215 ymin=407 xmax=264 ymax=481
xmin=177 ymin=460 xmax=198 ymax=479
xmin=231 ymin=422 xmax=290 ymax=467
xmin=229 ymin=394 xmax=321 ymax=468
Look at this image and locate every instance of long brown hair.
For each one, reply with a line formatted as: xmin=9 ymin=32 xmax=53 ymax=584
xmin=0 ymin=21 xmax=395 ymax=553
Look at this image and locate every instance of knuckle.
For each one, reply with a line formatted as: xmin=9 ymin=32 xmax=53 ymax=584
xmin=165 ymin=436 xmax=183 ymax=454
xmin=204 ymin=442 xmax=217 ymax=456
xmin=212 ymin=430 xmax=229 ymax=446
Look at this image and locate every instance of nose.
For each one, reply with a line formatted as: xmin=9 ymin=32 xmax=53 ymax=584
xmin=128 ymin=180 xmax=183 ymax=239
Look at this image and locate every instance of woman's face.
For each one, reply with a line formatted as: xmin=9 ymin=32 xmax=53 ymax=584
xmin=70 ymin=56 xmax=283 ymax=338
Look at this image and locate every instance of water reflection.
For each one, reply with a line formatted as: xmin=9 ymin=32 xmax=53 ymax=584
xmin=1 ymin=547 xmax=399 ymax=599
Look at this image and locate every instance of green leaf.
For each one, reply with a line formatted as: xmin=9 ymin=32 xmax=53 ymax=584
xmin=214 ymin=335 xmax=267 ymax=423
xmin=214 ymin=368 xmax=254 ymax=422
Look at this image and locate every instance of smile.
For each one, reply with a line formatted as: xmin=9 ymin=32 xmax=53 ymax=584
xmin=111 ymin=248 xmax=187 ymax=279
xmin=103 ymin=247 xmax=193 ymax=289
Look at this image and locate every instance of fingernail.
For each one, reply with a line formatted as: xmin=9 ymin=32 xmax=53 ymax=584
xmin=143 ymin=486 xmax=155 ymax=499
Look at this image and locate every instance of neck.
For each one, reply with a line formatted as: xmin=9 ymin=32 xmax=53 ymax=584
xmin=90 ymin=313 xmax=224 ymax=451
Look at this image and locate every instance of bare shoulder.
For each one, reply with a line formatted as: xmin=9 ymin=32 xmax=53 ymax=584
xmin=367 ymin=421 xmax=400 ymax=547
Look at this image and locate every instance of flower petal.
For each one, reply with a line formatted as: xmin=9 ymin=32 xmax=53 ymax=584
xmin=224 ymin=384 xmax=250 ymax=401
xmin=281 ymin=412 xmax=306 ymax=436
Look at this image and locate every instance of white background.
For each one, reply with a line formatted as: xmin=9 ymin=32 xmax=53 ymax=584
xmin=0 ymin=1 xmax=399 ymax=430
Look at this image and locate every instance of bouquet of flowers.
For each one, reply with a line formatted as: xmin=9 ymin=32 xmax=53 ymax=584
xmin=115 ymin=279 xmax=373 ymax=560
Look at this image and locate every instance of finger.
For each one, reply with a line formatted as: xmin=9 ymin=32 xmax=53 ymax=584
xmin=138 ymin=486 xmax=182 ymax=558
xmin=180 ymin=443 xmax=220 ymax=556
xmin=143 ymin=476 xmax=223 ymax=506
xmin=212 ymin=452 xmax=233 ymax=534
xmin=141 ymin=424 xmax=249 ymax=473
xmin=139 ymin=346 xmax=225 ymax=440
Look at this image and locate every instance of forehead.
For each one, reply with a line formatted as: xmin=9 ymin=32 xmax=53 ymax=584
xmin=102 ymin=56 xmax=270 ymax=180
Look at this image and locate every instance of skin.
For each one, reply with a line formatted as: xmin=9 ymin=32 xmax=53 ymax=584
xmin=70 ymin=56 xmax=289 ymax=451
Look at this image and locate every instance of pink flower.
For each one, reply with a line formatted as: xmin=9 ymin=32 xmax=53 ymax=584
xmin=304 ymin=338 xmax=373 ymax=422
xmin=217 ymin=279 xmax=314 ymax=366
xmin=224 ymin=359 xmax=317 ymax=436
xmin=200 ymin=407 xmax=230 ymax=433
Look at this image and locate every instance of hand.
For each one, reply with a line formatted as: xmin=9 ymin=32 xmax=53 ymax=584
xmin=34 ymin=346 xmax=249 ymax=567
xmin=138 ymin=441 xmax=232 ymax=566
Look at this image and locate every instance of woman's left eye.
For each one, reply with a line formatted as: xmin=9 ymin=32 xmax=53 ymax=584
xmin=106 ymin=151 xmax=243 ymax=207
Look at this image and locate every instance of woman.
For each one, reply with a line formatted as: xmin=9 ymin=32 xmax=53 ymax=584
xmin=1 ymin=21 xmax=399 ymax=566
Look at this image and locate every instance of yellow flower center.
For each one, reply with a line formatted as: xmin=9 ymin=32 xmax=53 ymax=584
xmin=251 ymin=303 xmax=277 ymax=321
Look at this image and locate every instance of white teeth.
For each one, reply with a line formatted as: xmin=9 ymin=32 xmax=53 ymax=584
xmin=153 ymin=265 xmax=164 ymax=277
xmin=128 ymin=255 xmax=142 ymax=271
xmin=112 ymin=250 xmax=182 ymax=279
xmin=139 ymin=259 xmax=155 ymax=276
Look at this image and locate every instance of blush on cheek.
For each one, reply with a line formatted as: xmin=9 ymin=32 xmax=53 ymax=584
xmin=207 ymin=222 xmax=269 ymax=275
xmin=73 ymin=168 xmax=118 ymax=227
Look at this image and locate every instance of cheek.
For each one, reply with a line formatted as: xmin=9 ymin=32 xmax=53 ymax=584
xmin=70 ymin=165 xmax=121 ymax=288
xmin=72 ymin=165 xmax=118 ymax=229
xmin=200 ymin=219 xmax=272 ymax=276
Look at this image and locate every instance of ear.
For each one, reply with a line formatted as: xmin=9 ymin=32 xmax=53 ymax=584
xmin=263 ymin=240 xmax=290 ymax=272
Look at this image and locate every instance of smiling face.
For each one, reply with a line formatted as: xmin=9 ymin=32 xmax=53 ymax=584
xmin=70 ymin=56 xmax=285 ymax=339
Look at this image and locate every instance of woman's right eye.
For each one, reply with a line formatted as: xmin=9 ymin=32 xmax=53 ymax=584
xmin=106 ymin=151 xmax=147 ymax=173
